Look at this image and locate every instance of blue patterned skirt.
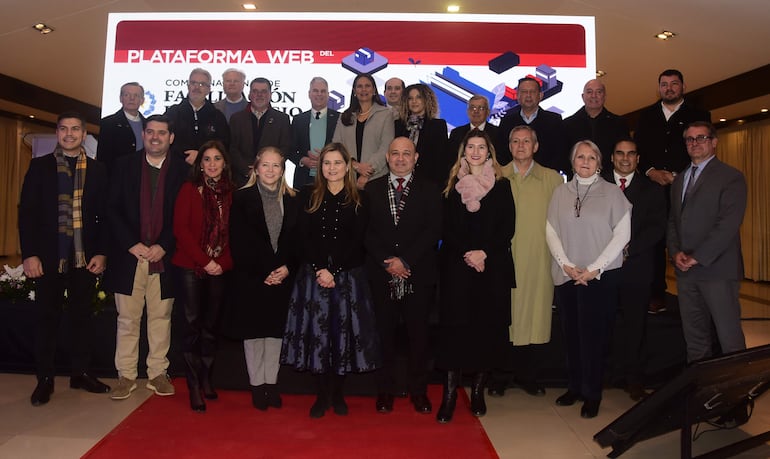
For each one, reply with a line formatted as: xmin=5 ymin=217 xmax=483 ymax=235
xmin=281 ymin=263 xmax=381 ymax=375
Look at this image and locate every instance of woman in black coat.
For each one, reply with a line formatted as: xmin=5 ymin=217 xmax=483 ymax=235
xmin=436 ymin=129 xmax=516 ymax=423
xmin=394 ymin=83 xmax=451 ymax=186
xmin=224 ymin=146 xmax=299 ymax=410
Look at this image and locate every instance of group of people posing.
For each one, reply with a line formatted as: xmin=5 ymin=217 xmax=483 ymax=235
xmin=20 ymin=67 xmax=747 ymax=427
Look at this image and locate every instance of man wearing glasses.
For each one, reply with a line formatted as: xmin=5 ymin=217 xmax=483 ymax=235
xmin=448 ymin=95 xmax=507 ymax=164
xmin=667 ymin=121 xmax=746 ymax=365
xmin=229 ymin=77 xmax=292 ymax=186
xmin=165 ymin=68 xmax=230 ymax=165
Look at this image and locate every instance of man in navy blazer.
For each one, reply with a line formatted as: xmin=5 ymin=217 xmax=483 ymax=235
xmin=365 ymin=137 xmax=442 ymax=414
xmin=603 ymin=139 xmax=666 ymax=400
xmin=19 ymin=112 xmax=111 ymax=405
xmin=104 ymin=114 xmax=188 ymax=401
xmin=230 ymin=77 xmax=292 ymax=186
xmin=448 ymin=96 xmax=505 ymax=166
xmin=667 ymin=121 xmax=747 ymax=363
xmin=96 ymin=82 xmax=146 ymax=176
xmin=289 ymin=77 xmax=339 ymax=188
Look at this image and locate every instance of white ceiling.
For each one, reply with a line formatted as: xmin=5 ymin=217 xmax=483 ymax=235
xmin=2 ymin=0 xmax=769 ymax=126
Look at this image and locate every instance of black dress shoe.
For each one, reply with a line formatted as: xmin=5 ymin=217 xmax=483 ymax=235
xmin=31 ymin=377 xmax=54 ymax=406
xmin=70 ymin=373 xmax=111 ymax=393
xmin=410 ymin=394 xmax=432 ymax=414
xmin=555 ymin=390 xmax=582 ymax=406
xmin=376 ymin=393 xmax=394 ymax=413
xmin=713 ymin=403 xmax=750 ymax=428
xmin=515 ymin=379 xmax=546 ymax=397
xmin=626 ymin=383 xmax=648 ymax=402
xmin=581 ymin=399 xmax=600 ymax=418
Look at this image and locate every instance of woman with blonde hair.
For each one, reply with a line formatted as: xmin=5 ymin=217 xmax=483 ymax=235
xmin=395 ymin=83 xmax=451 ymax=185
xmin=435 ymin=129 xmax=516 ymax=423
xmin=224 ymin=146 xmax=300 ymax=410
xmin=281 ymin=142 xmax=381 ymax=418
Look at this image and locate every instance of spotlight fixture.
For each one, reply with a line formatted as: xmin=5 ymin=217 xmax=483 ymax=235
xmin=242 ymin=3 xmax=257 ymax=10
xmin=761 ymin=108 xmax=769 ymax=113
xmin=447 ymin=5 xmax=460 ymax=13
xmin=32 ymin=23 xmax=54 ymax=34
xmin=655 ymin=30 xmax=676 ymax=40
xmin=595 ymin=70 xmax=606 ymax=77
xmin=719 ymin=118 xmax=727 ymax=122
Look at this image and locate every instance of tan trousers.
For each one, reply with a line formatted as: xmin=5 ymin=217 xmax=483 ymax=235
xmin=114 ymin=260 xmax=174 ymax=380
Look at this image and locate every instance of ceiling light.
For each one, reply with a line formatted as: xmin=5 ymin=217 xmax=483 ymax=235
xmin=29 ymin=115 xmax=36 ymax=119
xmin=32 ymin=23 xmax=54 ymax=34
xmin=242 ymin=3 xmax=257 ymax=10
xmin=761 ymin=108 xmax=769 ymax=113
xmin=595 ymin=70 xmax=606 ymax=77
xmin=719 ymin=118 xmax=727 ymax=122
xmin=447 ymin=5 xmax=460 ymax=13
xmin=655 ymin=30 xmax=676 ymax=40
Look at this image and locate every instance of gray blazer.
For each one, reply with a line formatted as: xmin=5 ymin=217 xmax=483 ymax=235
xmin=332 ymin=103 xmax=394 ymax=181
xmin=666 ymin=157 xmax=746 ymax=281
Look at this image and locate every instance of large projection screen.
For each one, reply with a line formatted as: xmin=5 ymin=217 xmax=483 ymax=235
xmin=102 ymin=12 xmax=595 ymax=131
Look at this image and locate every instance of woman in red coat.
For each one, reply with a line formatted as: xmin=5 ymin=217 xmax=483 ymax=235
xmin=172 ymin=140 xmax=234 ymax=412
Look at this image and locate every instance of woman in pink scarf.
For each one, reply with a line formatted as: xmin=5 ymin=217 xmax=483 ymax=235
xmin=435 ymin=129 xmax=516 ymax=423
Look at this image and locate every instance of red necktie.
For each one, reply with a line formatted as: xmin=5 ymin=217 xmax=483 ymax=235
xmin=619 ymin=178 xmax=626 ymax=191
xmin=396 ymin=177 xmax=404 ymax=192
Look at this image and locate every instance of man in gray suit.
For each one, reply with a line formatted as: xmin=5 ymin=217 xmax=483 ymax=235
xmin=667 ymin=121 xmax=747 ymax=363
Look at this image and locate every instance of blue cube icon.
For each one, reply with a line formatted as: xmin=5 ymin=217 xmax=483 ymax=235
xmin=354 ymin=48 xmax=375 ymax=65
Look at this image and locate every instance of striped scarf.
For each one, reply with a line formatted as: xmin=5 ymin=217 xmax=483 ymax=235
xmin=55 ymin=147 xmax=87 ymax=273
xmin=386 ymin=175 xmax=413 ymax=226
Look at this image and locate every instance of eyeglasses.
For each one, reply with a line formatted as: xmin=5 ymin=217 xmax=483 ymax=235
xmin=468 ymin=105 xmax=488 ymax=112
xmin=189 ymin=81 xmax=211 ymax=88
xmin=684 ymin=135 xmax=713 ymax=145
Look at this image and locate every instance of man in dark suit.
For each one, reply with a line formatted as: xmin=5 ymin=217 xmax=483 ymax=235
xmin=603 ymin=139 xmax=666 ymax=401
xmin=289 ymin=77 xmax=339 ymax=188
xmin=564 ymin=79 xmax=629 ymax=174
xmin=497 ymin=77 xmax=568 ymax=174
xmin=667 ymin=121 xmax=747 ymax=363
xmin=19 ymin=112 xmax=111 ymax=406
xmin=96 ymin=82 xmax=146 ymax=176
xmin=448 ymin=95 xmax=504 ymax=165
xmin=365 ymin=137 xmax=442 ymax=414
xmin=104 ymin=114 xmax=188 ymax=401
xmin=164 ymin=68 xmax=229 ymax=165
xmin=634 ymin=69 xmax=711 ymax=313
xmin=230 ymin=77 xmax=292 ymax=186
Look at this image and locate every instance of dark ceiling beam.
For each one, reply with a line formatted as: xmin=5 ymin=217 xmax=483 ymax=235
xmin=0 ymin=73 xmax=101 ymax=126
xmin=624 ymin=64 xmax=770 ymax=128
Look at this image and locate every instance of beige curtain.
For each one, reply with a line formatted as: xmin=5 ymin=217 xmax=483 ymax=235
xmin=0 ymin=117 xmax=38 ymax=257
xmin=718 ymin=119 xmax=770 ymax=281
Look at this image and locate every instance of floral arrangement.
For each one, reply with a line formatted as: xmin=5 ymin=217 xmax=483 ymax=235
xmin=0 ymin=264 xmax=112 ymax=313
xmin=0 ymin=264 xmax=34 ymax=302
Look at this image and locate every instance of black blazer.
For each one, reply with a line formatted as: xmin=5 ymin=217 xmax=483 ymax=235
xmin=164 ymin=98 xmax=230 ymax=162
xmin=498 ymin=106 xmax=568 ymax=175
xmin=289 ymin=109 xmax=339 ymax=188
xmin=226 ymin=185 xmax=300 ymax=339
xmin=19 ymin=154 xmax=109 ymax=272
xmin=96 ymin=109 xmax=144 ymax=176
xmin=102 ymin=152 xmax=188 ymax=298
xmin=448 ymin=123 xmax=507 ymax=166
xmin=564 ymin=107 xmax=629 ymax=174
xmin=364 ymin=175 xmax=442 ymax=287
xmin=635 ymin=100 xmax=711 ymax=175
xmin=395 ymin=118 xmax=451 ymax=186
xmin=602 ymin=171 xmax=666 ymax=282
xmin=230 ymin=107 xmax=292 ymax=185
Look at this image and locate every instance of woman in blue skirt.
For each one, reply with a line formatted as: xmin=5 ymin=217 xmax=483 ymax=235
xmin=281 ymin=142 xmax=381 ymax=418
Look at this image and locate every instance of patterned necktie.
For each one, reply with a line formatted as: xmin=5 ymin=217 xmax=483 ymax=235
xmin=396 ymin=177 xmax=404 ymax=193
xmin=315 ymin=111 xmax=321 ymax=120
xmin=619 ymin=178 xmax=626 ymax=191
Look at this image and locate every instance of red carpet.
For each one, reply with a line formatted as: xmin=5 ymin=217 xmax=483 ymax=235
xmin=83 ymin=382 xmax=498 ymax=459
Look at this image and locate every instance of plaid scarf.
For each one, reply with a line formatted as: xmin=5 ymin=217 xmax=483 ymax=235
xmin=387 ymin=175 xmax=413 ymax=226
xmin=199 ymin=177 xmax=232 ymax=269
xmin=55 ymin=147 xmax=88 ymax=273
xmin=406 ymin=114 xmax=424 ymax=146
xmin=386 ymin=175 xmax=414 ymax=300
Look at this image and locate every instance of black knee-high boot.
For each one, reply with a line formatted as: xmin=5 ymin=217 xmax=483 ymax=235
xmin=183 ymin=352 xmax=205 ymax=412
xmin=437 ymin=370 xmax=459 ymax=423
xmin=309 ymin=374 xmax=331 ymax=418
xmin=471 ymin=372 xmax=487 ymax=417
xmin=331 ymin=374 xmax=348 ymax=415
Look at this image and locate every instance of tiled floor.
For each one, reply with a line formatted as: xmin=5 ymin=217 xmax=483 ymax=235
xmin=1 ymin=266 xmax=769 ymax=458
